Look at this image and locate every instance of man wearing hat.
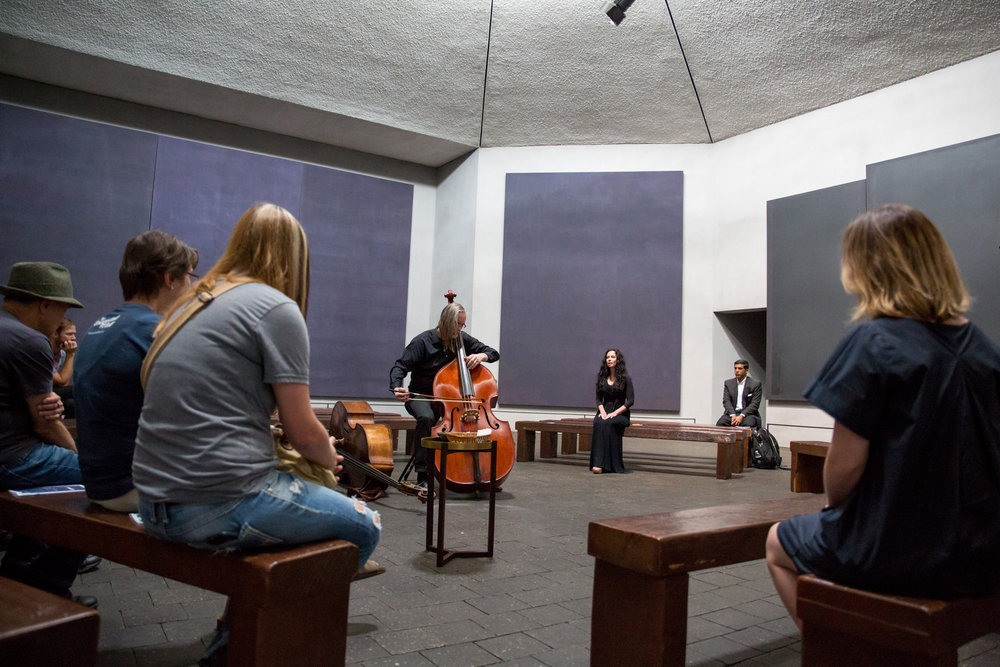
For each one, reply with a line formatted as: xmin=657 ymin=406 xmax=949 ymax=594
xmin=0 ymin=261 xmax=95 ymax=606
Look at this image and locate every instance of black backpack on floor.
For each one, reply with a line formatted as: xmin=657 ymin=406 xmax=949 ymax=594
xmin=750 ymin=427 xmax=782 ymax=469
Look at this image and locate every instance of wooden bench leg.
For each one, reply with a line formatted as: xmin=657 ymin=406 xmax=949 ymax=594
xmin=715 ymin=441 xmax=733 ymax=480
xmin=390 ymin=428 xmax=399 ymax=451
xmin=791 ymin=452 xmax=825 ymax=493
xmin=591 ymin=559 xmax=688 ymax=666
xmin=516 ymin=429 xmax=535 ymax=462
xmin=539 ymin=432 xmax=558 ymax=458
xmin=226 ymin=548 xmax=357 ymax=667
xmin=405 ymin=430 xmax=415 ymax=456
xmin=561 ymin=432 xmax=578 ymax=455
xmin=579 ymin=434 xmax=591 ymax=452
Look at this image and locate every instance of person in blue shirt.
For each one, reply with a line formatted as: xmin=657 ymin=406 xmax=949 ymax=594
xmin=74 ymin=230 xmax=198 ymax=512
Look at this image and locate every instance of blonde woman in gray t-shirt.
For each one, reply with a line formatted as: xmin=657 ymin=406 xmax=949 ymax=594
xmin=133 ymin=204 xmax=383 ymax=660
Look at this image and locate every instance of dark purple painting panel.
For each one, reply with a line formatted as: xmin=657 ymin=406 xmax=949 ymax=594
xmin=500 ymin=172 xmax=683 ymax=410
xmin=149 ymin=137 xmax=304 ymax=269
xmin=299 ymin=166 xmax=413 ymax=398
xmin=0 ymin=104 xmax=157 ymax=334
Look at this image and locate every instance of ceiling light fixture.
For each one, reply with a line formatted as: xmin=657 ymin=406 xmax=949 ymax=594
xmin=601 ymin=0 xmax=635 ymax=25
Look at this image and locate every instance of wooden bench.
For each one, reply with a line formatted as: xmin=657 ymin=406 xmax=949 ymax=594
xmin=798 ymin=574 xmax=1000 ymax=666
xmin=587 ymin=494 xmax=826 ymax=665
xmin=790 ymin=440 xmax=829 ymax=493
xmin=0 ymin=575 xmax=99 ymax=666
xmin=515 ymin=418 xmax=748 ymax=480
xmin=0 ymin=491 xmax=358 ymax=667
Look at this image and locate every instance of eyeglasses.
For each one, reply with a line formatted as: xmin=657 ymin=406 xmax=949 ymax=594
xmin=187 ymin=272 xmax=199 ymax=281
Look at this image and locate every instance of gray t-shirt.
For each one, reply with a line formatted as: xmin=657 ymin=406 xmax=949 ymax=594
xmin=133 ymin=282 xmax=309 ymax=503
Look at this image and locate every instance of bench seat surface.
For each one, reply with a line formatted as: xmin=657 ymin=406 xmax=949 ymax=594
xmin=588 ymin=494 xmax=826 ymax=576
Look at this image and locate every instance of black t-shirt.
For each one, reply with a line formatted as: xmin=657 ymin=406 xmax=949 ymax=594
xmin=389 ymin=328 xmax=499 ymax=396
xmin=782 ymin=317 xmax=1000 ymax=597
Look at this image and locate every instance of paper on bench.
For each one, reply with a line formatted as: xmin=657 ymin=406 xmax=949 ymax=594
xmin=9 ymin=484 xmax=85 ymax=496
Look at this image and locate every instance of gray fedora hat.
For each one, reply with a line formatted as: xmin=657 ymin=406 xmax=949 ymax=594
xmin=0 ymin=262 xmax=83 ymax=308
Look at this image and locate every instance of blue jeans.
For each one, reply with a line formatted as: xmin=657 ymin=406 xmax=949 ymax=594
xmin=0 ymin=443 xmax=82 ymax=489
xmin=0 ymin=444 xmax=86 ymax=596
xmin=138 ymin=470 xmax=380 ymax=567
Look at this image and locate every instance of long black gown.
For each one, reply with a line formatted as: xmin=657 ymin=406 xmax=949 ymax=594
xmin=590 ymin=375 xmax=634 ymax=473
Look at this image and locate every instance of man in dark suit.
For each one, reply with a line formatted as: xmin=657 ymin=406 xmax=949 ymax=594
xmin=715 ymin=359 xmax=762 ymax=428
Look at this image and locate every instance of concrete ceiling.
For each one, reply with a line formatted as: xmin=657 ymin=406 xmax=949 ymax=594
xmin=2 ymin=1 xmax=999 ymax=168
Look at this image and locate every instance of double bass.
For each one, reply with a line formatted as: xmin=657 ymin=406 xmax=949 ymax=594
xmin=428 ymin=291 xmax=515 ymax=493
xmin=330 ymin=401 xmax=428 ymax=502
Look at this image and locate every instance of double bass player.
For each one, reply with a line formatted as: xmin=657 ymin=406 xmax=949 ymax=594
xmin=389 ymin=298 xmax=499 ymax=487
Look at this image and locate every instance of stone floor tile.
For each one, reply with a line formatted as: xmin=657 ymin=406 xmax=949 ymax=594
xmin=346 ymin=634 xmax=391 ymax=663
xmin=712 ymin=584 xmax=770 ymax=604
xmin=516 ymin=603 xmax=583 ymax=626
xmin=687 ymin=615 xmax=732 ymax=642
xmin=476 ymin=632 xmax=552 ymax=660
xmin=557 ymin=596 xmax=592 ymax=617
xmin=758 ymin=615 xmax=799 ymax=637
xmin=179 ymin=597 xmax=227 ymax=620
xmin=524 ymin=622 xmax=590 ymax=650
xmin=467 ymin=593 xmax=531 ymax=614
xmin=701 ymin=607 xmax=771 ymax=631
xmin=724 ymin=624 xmax=797 ymax=652
xmin=160 ymin=618 xmax=213 ymax=644
xmin=731 ymin=599 xmax=788 ymax=622
xmin=373 ymin=605 xmax=440 ymax=631
xmin=491 ymin=657 xmax=548 ymax=667
xmin=691 ymin=571 xmax=746 ymax=588
xmin=427 ymin=619 xmax=496 ymax=645
xmin=375 ymin=626 xmax=446 ymax=655
xmin=420 ymin=641 xmax=500 ymax=666
xmin=509 ymin=586 xmax=581 ymax=607
xmin=133 ymin=640 xmax=207 ymax=667
xmin=147 ymin=585 xmax=222 ymax=606
xmin=362 ymin=651 xmax=435 ymax=667
xmin=475 ymin=611 xmax=540 ymax=637
xmin=99 ymin=624 xmax=168 ymax=651
xmin=741 ymin=577 xmax=781 ymax=594
xmin=688 ymin=577 xmax=719 ymax=594
xmin=688 ymin=591 xmax=735 ymax=616
xmin=687 ymin=635 xmax=761 ymax=665
xmin=959 ymin=632 xmax=1000 ymax=659
xmin=530 ymin=644 xmax=590 ymax=666
xmin=685 ymin=646 xmax=726 ymax=666
xmin=120 ymin=601 xmax=188 ymax=627
xmin=733 ymin=644 xmax=801 ymax=666
xmin=723 ymin=561 xmax=770 ymax=582
xmin=964 ymin=647 xmax=1000 ymax=666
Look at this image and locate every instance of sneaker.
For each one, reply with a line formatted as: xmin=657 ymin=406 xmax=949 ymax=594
xmin=71 ymin=594 xmax=99 ymax=609
xmin=78 ymin=554 xmax=102 ymax=574
xmin=353 ymin=559 xmax=386 ymax=581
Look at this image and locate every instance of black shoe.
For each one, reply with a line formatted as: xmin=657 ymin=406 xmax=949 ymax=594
xmin=78 ymin=554 xmax=102 ymax=574
xmin=71 ymin=594 xmax=99 ymax=609
xmin=416 ymin=472 xmax=427 ymax=487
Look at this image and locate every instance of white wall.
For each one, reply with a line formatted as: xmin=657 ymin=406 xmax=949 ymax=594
xmin=430 ymin=50 xmax=1000 ymax=434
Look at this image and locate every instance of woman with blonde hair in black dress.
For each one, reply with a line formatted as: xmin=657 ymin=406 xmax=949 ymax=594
xmin=590 ymin=348 xmax=633 ymax=474
xmin=766 ymin=204 xmax=1000 ymax=627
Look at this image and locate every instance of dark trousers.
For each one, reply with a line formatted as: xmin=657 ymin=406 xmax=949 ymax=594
xmin=716 ymin=413 xmax=760 ymax=428
xmin=403 ymin=399 xmax=442 ymax=476
xmin=0 ymin=537 xmax=87 ymax=596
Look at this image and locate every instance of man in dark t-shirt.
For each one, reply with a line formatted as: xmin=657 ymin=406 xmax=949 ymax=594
xmin=389 ymin=301 xmax=499 ymax=485
xmin=0 ymin=261 xmax=93 ymax=604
